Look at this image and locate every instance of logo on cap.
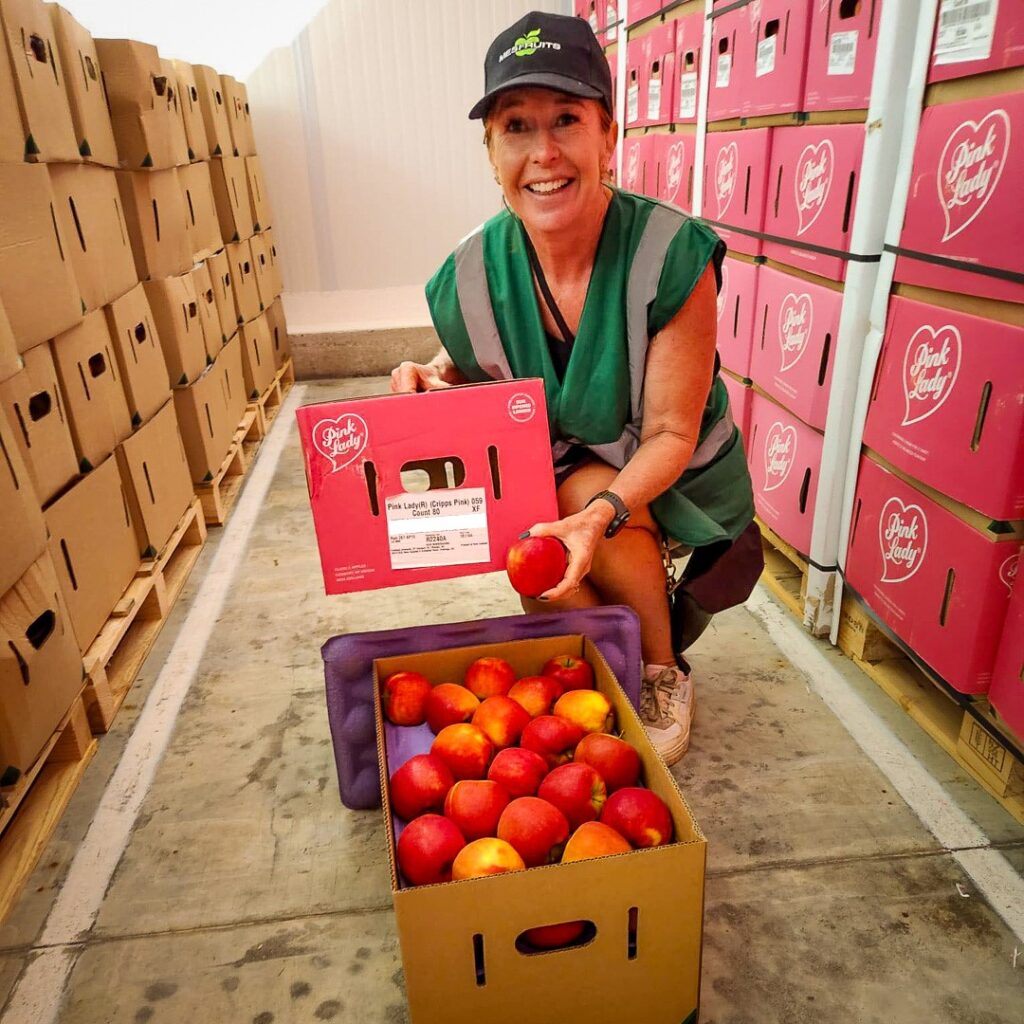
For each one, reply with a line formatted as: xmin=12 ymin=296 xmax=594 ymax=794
xmin=501 ymin=28 xmax=562 ymax=62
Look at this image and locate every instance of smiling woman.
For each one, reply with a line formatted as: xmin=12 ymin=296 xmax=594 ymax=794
xmin=390 ymin=11 xmax=761 ymax=767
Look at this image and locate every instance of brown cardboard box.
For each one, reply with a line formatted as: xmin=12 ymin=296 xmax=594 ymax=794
xmin=190 ymin=261 xmax=222 ymax=359
xmin=0 ymin=0 xmax=79 ymax=162
xmin=0 ymin=343 xmax=78 ymax=502
xmin=0 ymin=297 xmax=20 ymax=381
xmin=191 ymin=63 xmax=233 ymax=158
xmin=0 ymin=552 xmax=84 ymax=777
xmin=374 ymin=635 xmax=706 ymax=1024
xmin=172 ymin=332 xmax=245 ymax=482
xmin=206 ymin=248 xmax=237 ymax=345
xmin=238 ymin=312 xmax=275 ymax=399
xmin=158 ymin=57 xmax=190 ymax=166
xmin=47 ymin=4 xmax=119 ymax=166
xmin=168 ymin=59 xmax=209 ymax=162
xmin=263 ymin=227 xmax=284 ymax=298
xmin=0 ymin=11 xmax=23 ymax=160
xmin=227 ymin=238 xmax=261 ymax=325
xmin=179 ymin=161 xmax=221 ymax=261
xmin=52 ymin=309 xmax=132 ymax=470
xmin=115 ymin=167 xmax=192 ymax=281
xmin=208 ymin=155 xmax=253 ymax=244
xmin=48 ymin=164 xmax=137 ymax=312
xmin=244 ymin=155 xmax=271 ymax=230
xmin=115 ymin=398 xmax=193 ymax=557
xmin=93 ymin=38 xmax=179 ymax=169
xmin=44 ymin=453 xmax=140 ymax=651
xmin=248 ymin=232 xmax=277 ymax=309
xmin=142 ymin=273 xmax=209 ymax=386
xmin=104 ymin=282 xmax=170 ymax=427
xmin=0 ymin=164 xmax=83 ymax=351
xmin=0 ymin=408 xmax=46 ymax=595
xmin=264 ymin=297 xmax=290 ymax=371
xmin=222 ymin=75 xmax=255 ymax=157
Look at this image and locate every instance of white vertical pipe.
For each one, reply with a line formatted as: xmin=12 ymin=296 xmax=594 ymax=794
xmin=692 ymin=0 xmax=713 ymax=217
xmin=616 ymin=1 xmax=629 ymax=181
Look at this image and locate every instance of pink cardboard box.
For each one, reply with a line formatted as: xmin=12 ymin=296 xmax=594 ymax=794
xmin=297 ymin=380 xmax=558 ymax=595
xmin=722 ymin=371 xmax=753 ymax=455
xmin=749 ymin=263 xmax=843 ymax=431
xmin=578 ymin=1 xmax=601 ymax=35
xmin=745 ymin=0 xmax=812 ymax=117
xmin=641 ymin=21 xmax=676 ymax=127
xmin=626 ymin=37 xmax=646 ymax=128
xmin=716 ymin=255 xmax=760 ymax=377
xmin=673 ymin=12 xmax=704 ymax=125
xmin=708 ymin=6 xmax=755 ymax=121
xmin=603 ymin=0 xmax=620 ymax=44
xmin=929 ymin=0 xmax=1024 ymax=83
xmin=894 ymin=91 xmax=1024 ymax=304
xmin=845 ymin=455 xmax=1019 ymax=695
xmin=862 ymin=295 xmax=1024 ymax=521
xmin=653 ymin=132 xmax=697 ymax=211
xmin=763 ymin=122 xmax=865 ymax=281
xmin=703 ymin=128 xmax=773 ymax=257
xmin=748 ymin=390 xmax=823 ymax=555
xmin=989 ymin=559 xmax=1024 ymax=737
xmin=803 ymin=0 xmax=883 ymax=112
xmin=621 ymin=135 xmax=654 ymax=195
xmin=629 ymin=0 xmax=661 ymax=27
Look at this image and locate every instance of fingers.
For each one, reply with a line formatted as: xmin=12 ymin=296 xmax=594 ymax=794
xmin=390 ymin=362 xmax=425 ymax=393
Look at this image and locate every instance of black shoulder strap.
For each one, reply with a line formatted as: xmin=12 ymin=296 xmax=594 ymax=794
xmin=523 ymin=232 xmax=576 ymax=345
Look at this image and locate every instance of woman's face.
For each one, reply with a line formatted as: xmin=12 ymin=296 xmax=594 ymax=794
xmin=487 ymin=89 xmax=616 ymax=236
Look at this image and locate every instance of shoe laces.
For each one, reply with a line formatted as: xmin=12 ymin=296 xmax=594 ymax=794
xmin=640 ymin=670 xmax=680 ymax=730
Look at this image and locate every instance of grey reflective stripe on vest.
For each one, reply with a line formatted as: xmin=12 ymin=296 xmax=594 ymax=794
xmin=454 ymin=227 xmax=512 ymax=380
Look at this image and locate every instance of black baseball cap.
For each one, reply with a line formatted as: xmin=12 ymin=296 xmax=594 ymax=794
xmin=469 ymin=11 xmax=613 ymax=120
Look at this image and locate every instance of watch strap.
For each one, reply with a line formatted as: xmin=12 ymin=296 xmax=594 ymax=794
xmin=586 ymin=490 xmax=630 ymax=538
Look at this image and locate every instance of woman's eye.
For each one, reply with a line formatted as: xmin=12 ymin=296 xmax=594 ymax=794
xmin=505 ymin=118 xmax=526 ymax=133
xmin=555 ymin=113 xmax=579 ymax=127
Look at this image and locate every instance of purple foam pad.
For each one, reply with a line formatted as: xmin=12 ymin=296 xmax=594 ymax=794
xmin=322 ymin=606 xmax=642 ymax=810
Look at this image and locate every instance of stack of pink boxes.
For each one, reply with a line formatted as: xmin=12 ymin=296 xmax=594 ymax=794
xmin=845 ymin=10 xmax=1023 ymax=712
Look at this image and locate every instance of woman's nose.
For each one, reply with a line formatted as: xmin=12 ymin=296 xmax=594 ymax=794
xmin=530 ymin=129 xmax=559 ymax=163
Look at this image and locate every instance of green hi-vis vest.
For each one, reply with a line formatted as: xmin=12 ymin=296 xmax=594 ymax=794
xmin=425 ymin=189 xmax=755 ymax=548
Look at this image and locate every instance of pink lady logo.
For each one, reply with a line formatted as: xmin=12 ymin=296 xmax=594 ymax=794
xmin=312 ymin=414 xmax=368 ymax=472
xmin=937 ymin=110 xmax=1009 ymax=242
xmin=1000 ymin=553 xmax=1020 ymax=593
xmin=666 ymin=141 xmax=685 ymax=202
xmin=625 ymin=142 xmax=641 ymax=190
xmin=778 ymin=293 xmax=813 ymax=372
xmin=795 ymin=139 xmax=834 ymax=236
xmin=900 ymin=324 xmax=961 ymax=427
xmin=715 ymin=142 xmax=738 ymax=218
xmin=717 ymin=261 xmax=730 ymax=321
xmin=763 ymin=422 xmax=797 ymax=491
xmin=879 ymin=498 xmax=928 ymax=583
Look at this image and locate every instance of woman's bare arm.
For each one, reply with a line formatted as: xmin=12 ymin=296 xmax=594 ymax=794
xmin=390 ymin=348 xmax=469 ymax=392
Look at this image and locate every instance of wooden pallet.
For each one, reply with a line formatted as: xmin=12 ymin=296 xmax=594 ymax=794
xmin=838 ymin=595 xmax=1024 ymax=825
xmin=0 ymin=688 xmax=97 ymax=923
xmin=196 ymin=432 xmax=249 ymax=526
xmin=137 ymin=497 xmax=208 ymax=607
xmin=756 ymin=517 xmax=809 ymax=622
xmin=245 ymin=358 xmax=294 ymax=441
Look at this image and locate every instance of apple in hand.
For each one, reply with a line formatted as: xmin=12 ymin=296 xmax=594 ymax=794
xmin=389 ymin=753 xmax=454 ymax=821
xmin=562 ymin=820 xmax=632 ymax=861
xmin=431 ymin=723 xmax=493 ymax=780
xmin=464 ymin=657 xmax=516 ymax=700
xmin=574 ymin=733 xmax=641 ymax=792
xmin=520 ymin=715 xmax=584 ymax=769
xmin=487 ymin=747 xmax=549 ymax=798
xmin=497 ymin=796 xmax=570 ymax=867
xmin=600 ymin=787 xmax=674 ymax=848
xmin=382 ymin=671 xmax=433 ymax=726
xmin=508 ymin=675 xmax=563 ymax=718
xmin=541 ymin=654 xmax=594 ymax=692
xmin=472 ymin=695 xmax=531 ymax=749
xmin=506 ymin=535 xmax=568 ymax=598
xmin=538 ymin=762 xmax=607 ymax=830
xmin=452 ymin=837 xmax=525 ymax=880
xmin=443 ymin=780 xmax=510 ymax=841
xmin=397 ymin=814 xmax=466 ymax=886
xmin=425 ymin=682 xmax=480 ymax=733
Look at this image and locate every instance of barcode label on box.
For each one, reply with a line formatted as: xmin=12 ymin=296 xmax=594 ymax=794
xmin=679 ymin=71 xmax=698 ymax=118
xmin=386 ymin=488 xmax=490 ymax=569
xmin=828 ymin=30 xmax=859 ymax=75
xmin=716 ymin=53 xmax=732 ymax=88
xmin=606 ymin=3 xmax=617 ymax=41
xmin=588 ymin=12 xmax=599 ymax=33
xmin=755 ymin=36 xmax=777 ymax=78
xmin=627 ymin=82 xmax=639 ymax=123
xmin=935 ymin=0 xmax=998 ymax=65
xmin=646 ymin=76 xmax=662 ymax=121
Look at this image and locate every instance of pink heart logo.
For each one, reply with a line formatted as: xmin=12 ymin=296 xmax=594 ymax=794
xmin=625 ymin=141 xmax=641 ymax=190
xmin=937 ymin=109 xmax=1010 ymax=242
xmin=879 ymin=497 xmax=928 ymax=583
xmin=1000 ymin=552 xmax=1020 ymax=593
xmin=763 ymin=422 xmax=797 ymax=492
xmin=311 ymin=414 xmax=368 ymax=473
xmin=717 ymin=261 xmax=730 ymax=322
xmin=665 ymin=141 xmax=685 ymax=202
xmin=777 ymin=293 xmax=813 ymax=372
xmin=795 ymin=139 xmax=834 ymax=236
xmin=900 ymin=324 xmax=961 ymax=427
xmin=715 ymin=141 xmax=738 ymax=218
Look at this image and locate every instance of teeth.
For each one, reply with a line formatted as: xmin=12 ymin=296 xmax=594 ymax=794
xmin=527 ymin=179 xmax=569 ymax=194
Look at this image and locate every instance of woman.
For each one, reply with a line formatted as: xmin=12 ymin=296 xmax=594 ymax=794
xmin=391 ymin=11 xmax=759 ymax=766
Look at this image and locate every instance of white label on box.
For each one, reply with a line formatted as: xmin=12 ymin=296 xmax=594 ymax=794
xmin=588 ymin=12 xmax=599 ymax=33
xmin=646 ymin=76 xmax=662 ymax=121
xmin=935 ymin=0 xmax=998 ymax=65
xmin=755 ymin=35 xmax=777 ymax=78
xmin=828 ymin=30 xmax=859 ymax=75
xmin=679 ymin=71 xmax=698 ymax=118
xmin=386 ymin=488 xmax=490 ymax=570
xmin=716 ymin=53 xmax=732 ymax=88
xmin=606 ymin=3 xmax=617 ymax=40
xmin=627 ymin=82 xmax=639 ymax=123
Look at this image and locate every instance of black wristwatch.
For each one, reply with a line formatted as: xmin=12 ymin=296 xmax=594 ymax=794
xmin=586 ymin=490 xmax=631 ymax=538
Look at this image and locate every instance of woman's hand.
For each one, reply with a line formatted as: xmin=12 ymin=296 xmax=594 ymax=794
xmin=389 ymin=360 xmax=451 ymax=393
xmin=524 ymin=504 xmax=614 ymax=602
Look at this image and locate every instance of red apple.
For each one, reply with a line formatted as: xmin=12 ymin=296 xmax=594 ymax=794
xmin=507 ymin=675 xmax=563 ymax=718
xmin=541 ymin=654 xmax=594 ymax=692
xmin=396 ymin=814 xmax=466 ymax=885
xmin=522 ymin=921 xmax=587 ymax=949
xmin=600 ymin=787 xmax=674 ymax=848
xmin=574 ymin=733 xmax=641 ymax=792
xmin=443 ymin=780 xmax=510 ymax=841
xmin=562 ymin=820 xmax=632 ymax=861
xmin=425 ymin=682 xmax=480 ymax=733
xmin=553 ymin=689 xmax=614 ymax=734
xmin=388 ymin=754 xmax=454 ymax=821
xmin=506 ymin=536 xmax=568 ymax=598
xmin=497 ymin=796 xmax=570 ymax=867
xmin=431 ymin=723 xmax=493 ymax=780
xmin=382 ymin=671 xmax=433 ymax=726
xmin=487 ymin=747 xmax=549 ymax=798
xmin=520 ymin=715 xmax=584 ymax=769
xmin=472 ymin=695 xmax=531 ymax=749
xmin=464 ymin=657 xmax=516 ymax=700
xmin=452 ymin=837 xmax=525 ymax=880
xmin=538 ymin=762 xmax=607 ymax=830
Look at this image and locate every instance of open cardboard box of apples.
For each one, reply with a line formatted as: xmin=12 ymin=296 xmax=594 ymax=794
xmin=373 ymin=634 xmax=706 ymax=1024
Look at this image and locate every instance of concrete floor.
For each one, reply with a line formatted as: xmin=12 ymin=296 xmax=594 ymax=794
xmin=1 ymin=377 xmax=1022 ymax=1023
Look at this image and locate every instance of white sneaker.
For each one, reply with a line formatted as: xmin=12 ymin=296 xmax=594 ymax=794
xmin=639 ymin=671 xmax=688 ymax=766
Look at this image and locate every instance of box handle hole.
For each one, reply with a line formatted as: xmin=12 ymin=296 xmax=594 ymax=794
xmin=627 ymin=906 xmax=639 ymax=960
xmin=134 ymin=322 xmax=147 ymax=343
xmin=28 ymin=391 xmax=51 ymax=421
xmin=88 ymin=352 xmax=106 ymax=378
xmin=970 ymin=382 xmax=992 ymax=452
xmin=473 ymin=933 xmax=486 ymax=987
xmin=488 ymin=444 xmax=502 ymax=499
xmin=939 ymin=568 xmax=955 ymax=627
xmin=798 ymin=468 xmax=811 ymax=513
xmin=29 ymin=34 xmax=47 ymax=63
xmin=26 ymin=609 xmax=55 ymax=651
xmin=818 ymin=333 xmax=832 ymax=387
xmin=153 ymin=74 xmax=167 ymax=96
xmin=364 ymin=460 xmax=380 ymax=516
xmin=399 ymin=456 xmax=465 ymax=492
xmin=515 ymin=920 xmax=595 ymax=955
